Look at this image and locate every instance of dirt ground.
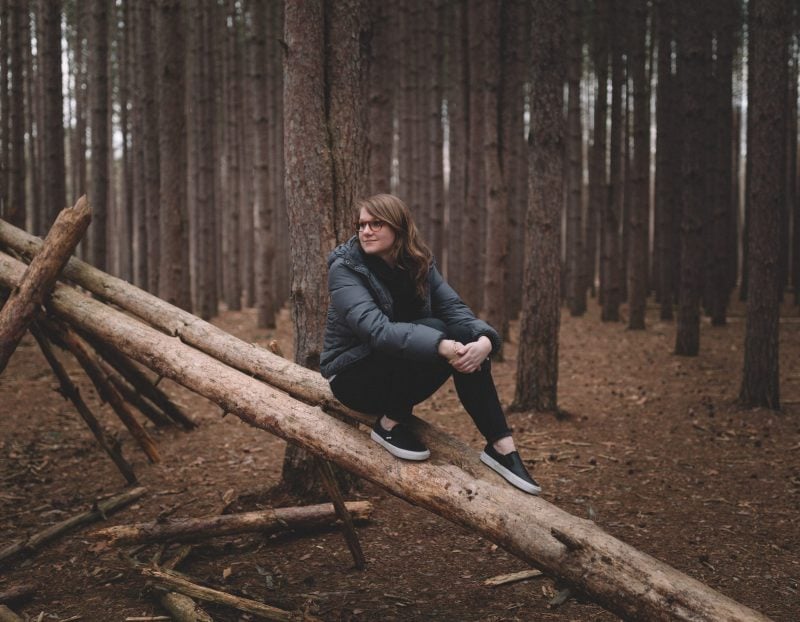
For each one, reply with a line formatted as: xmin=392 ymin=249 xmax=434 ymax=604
xmin=1 ymin=298 xmax=798 ymax=622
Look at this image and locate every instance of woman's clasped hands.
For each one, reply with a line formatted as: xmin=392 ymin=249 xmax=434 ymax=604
xmin=438 ymin=336 xmax=492 ymax=374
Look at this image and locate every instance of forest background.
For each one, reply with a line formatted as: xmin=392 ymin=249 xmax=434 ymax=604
xmin=0 ymin=0 xmax=799 ymax=620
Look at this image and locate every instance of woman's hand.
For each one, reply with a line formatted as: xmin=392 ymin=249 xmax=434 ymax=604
xmin=438 ymin=339 xmax=463 ymax=362
xmin=451 ymin=336 xmax=492 ymax=374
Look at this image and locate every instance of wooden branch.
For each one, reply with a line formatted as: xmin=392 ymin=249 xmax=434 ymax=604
xmin=0 ymin=486 xmax=146 ymax=567
xmin=315 ymin=459 xmax=366 ymax=570
xmin=158 ymin=592 xmax=214 ymax=622
xmin=95 ymin=501 xmax=373 ymax=545
xmin=0 ymin=250 xmax=772 ymax=622
xmin=102 ymin=359 xmax=175 ymax=427
xmin=82 ymin=333 xmax=196 ymax=430
xmin=29 ymin=320 xmax=137 ymax=484
xmin=0 ymin=197 xmax=90 ymax=374
xmin=40 ymin=317 xmax=161 ymax=463
xmin=484 ymin=569 xmax=544 ymax=587
xmin=141 ymin=567 xmax=320 ymax=622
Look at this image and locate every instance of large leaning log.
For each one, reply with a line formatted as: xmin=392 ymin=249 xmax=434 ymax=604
xmin=0 ymin=251 xmax=770 ymax=621
xmin=0 ymin=197 xmax=90 ymax=373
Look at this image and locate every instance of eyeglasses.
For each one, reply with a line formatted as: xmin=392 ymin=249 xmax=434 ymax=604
xmin=357 ymin=220 xmax=385 ymax=233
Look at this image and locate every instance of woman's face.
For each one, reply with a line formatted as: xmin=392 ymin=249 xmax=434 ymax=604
xmin=358 ymin=207 xmax=396 ymax=262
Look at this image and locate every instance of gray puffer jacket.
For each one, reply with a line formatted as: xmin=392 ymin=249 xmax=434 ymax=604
xmin=320 ymin=236 xmax=501 ymax=379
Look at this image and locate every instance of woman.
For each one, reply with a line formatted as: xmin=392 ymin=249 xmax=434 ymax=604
xmin=320 ymin=194 xmax=540 ymax=495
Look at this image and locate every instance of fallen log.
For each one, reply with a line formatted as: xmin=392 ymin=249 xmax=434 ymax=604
xmin=0 ymin=485 xmax=146 ymax=567
xmin=158 ymin=592 xmax=214 ymax=622
xmin=95 ymin=501 xmax=373 ymax=545
xmin=0 ymin=197 xmax=90 ymax=374
xmin=0 ymin=252 xmax=772 ymax=621
xmin=142 ymin=567 xmax=319 ymax=622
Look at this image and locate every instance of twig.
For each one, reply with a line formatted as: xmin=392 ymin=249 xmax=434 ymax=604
xmin=484 ymin=569 xmax=544 ymax=587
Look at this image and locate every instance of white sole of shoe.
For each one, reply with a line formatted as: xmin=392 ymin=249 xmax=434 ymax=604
xmin=480 ymin=451 xmax=542 ymax=495
xmin=371 ymin=430 xmax=430 ymax=461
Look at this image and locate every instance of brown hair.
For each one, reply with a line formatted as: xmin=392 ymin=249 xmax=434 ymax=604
xmin=356 ymin=194 xmax=432 ymax=299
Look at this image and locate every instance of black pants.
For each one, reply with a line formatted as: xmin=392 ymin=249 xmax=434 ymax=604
xmin=330 ymin=318 xmax=512 ymax=444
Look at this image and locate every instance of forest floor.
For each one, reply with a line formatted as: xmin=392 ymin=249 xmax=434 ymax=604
xmin=1 ymin=297 xmax=799 ymax=622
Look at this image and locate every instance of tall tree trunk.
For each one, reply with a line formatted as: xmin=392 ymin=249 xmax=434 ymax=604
xmin=674 ymin=0 xmax=710 ymax=356
xmin=24 ymin=4 xmax=40 ymax=234
xmin=627 ymin=0 xmax=649 ymax=329
xmin=6 ymin=0 xmax=25 ymax=229
xmin=739 ymin=0 xmax=789 ymax=408
xmin=501 ymin=0 xmax=528 ymax=321
xmin=157 ymin=0 xmax=190 ymax=309
xmin=130 ymin=1 xmax=148 ymax=288
xmin=0 ymin=0 xmax=8 ymax=220
xmin=251 ymin=0 xmax=275 ymax=328
xmin=588 ymin=0 xmax=609 ymax=308
xmin=460 ymin=1 xmax=484 ymax=312
xmin=40 ymin=0 xmax=67 ymax=226
xmin=566 ymin=0 xmax=585 ymax=317
xmin=602 ymin=0 xmax=623 ymax=321
xmin=117 ymin=0 xmax=133 ymax=282
xmin=513 ymin=0 xmax=565 ymax=413
xmin=482 ymin=1 xmax=508 ymax=354
xmin=428 ymin=1 xmax=445 ymax=263
xmin=366 ymin=1 xmax=393 ymax=195
xmin=89 ymin=0 xmax=109 ymax=270
xmin=138 ymin=0 xmax=160 ymax=294
xmin=444 ymin=0 xmax=467 ymax=289
xmin=655 ymin=0 xmax=676 ymax=321
xmin=281 ymin=0 xmax=367 ymax=499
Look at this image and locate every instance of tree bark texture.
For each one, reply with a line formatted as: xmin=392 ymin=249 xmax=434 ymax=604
xmin=40 ymin=0 xmax=67 ymax=226
xmin=627 ymin=0 xmax=650 ymax=330
xmin=5 ymin=0 xmax=24 ymax=229
xmin=157 ymin=0 xmax=190 ymax=310
xmin=513 ymin=0 xmax=565 ymax=413
xmin=0 ymin=252 xmax=772 ymax=622
xmin=566 ymin=0 xmax=585 ymax=318
xmin=88 ymin=0 xmax=109 ymax=271
xmin=739 ymin=0 xmax=788 ymax=409
xmin=674 ymin=0 xmax=710 ymax=356
xmin=366 ymin=1 xmax=393 ymax=195
xmin=96 ymin=501 xmax=373 ymax=545
xmin=0 ymin=197 xmax=90 ymax=374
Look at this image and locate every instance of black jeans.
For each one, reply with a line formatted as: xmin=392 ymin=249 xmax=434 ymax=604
xmin=330 ymin=318 xmax=512 ymax=444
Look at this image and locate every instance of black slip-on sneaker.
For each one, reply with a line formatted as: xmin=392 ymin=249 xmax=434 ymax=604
xmin=480 ymin=444 xmax=542 ymax=495
xmin=370 ymin=419 xmax=431 ymax=461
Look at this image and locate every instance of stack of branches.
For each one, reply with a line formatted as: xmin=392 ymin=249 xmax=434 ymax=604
xmin=0 ymin=206 xmax=772 ymax=622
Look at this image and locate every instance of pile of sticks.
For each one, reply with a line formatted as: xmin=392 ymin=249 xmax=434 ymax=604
xmin=0 ymin=203 xmax=773 ymax=621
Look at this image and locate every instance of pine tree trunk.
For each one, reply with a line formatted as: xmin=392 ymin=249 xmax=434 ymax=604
xmin=602 ymin=0 xmax=623 ymax=322
xmin=117 ymin=0 xmax=133 ymax=282
xmin=251 ymin=0 xmax=275 ymax=329
xmin=130 ymin=2 xmax=148 ymax=289
xmin=674 ymin=0 xmax=710 ymax=356
xmin=739 ymin=0 xmax=788 ymax=408
xmin=444 ymin=0 xmax=467 ymax=289
xmin=6 ymin=0 xmax=25 ymax=229
xmin=138 ymin=0 xmax=160 ymax=294
xmin=513 ymin=0 xmax=565 ymax=413
xmin=0 ymin=0 xmax=9 ymax=219
xmin=566 ymin=0 xmax=585 ymax=317
xmin=482 ymin=1 xmax=507 ymax=355
xmin=156 ymin=0 xmax=190 ymax=309
xmin=89 ymin=0 xmax=109 ymax=271
xmin=588 ymin=0 xmax=609 ymax=307
xmin=40 ymin=0 xmax=67 ymax=226
xmin=627 ymin=0 xmax=649 ymax=329
xmin=428 ymin=1 xmax=445 ymax=263
xmin=366 ymin=1 xmax=393 ymax=195
xmin=23 ymin=5 xmax=40 ymax=235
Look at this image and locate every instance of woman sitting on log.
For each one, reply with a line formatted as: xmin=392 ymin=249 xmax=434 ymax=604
xmin=320 ymin=193 xmax=540 ymax=495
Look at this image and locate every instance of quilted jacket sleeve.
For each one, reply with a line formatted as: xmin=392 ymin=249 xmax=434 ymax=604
xmin=429 ymin=264 xmax=502 ymax=354
xmin=328 ymin=259 xmax=445 ymax=360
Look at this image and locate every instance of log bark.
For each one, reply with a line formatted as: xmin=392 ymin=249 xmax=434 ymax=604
xmin=142 ymin=567 xmax=318 ymax=622
xmin=158 ymin=592 xmax=214 ymax=622
xmin=0 ymin=606 xmax=23 ymax=622
xmin=0 ymin=486 xmax=146 ymax=567
xmin=29 ymin=321 xmax=138 ymax=485
xmin=95 ymin=501 xmax=373 ymax=545
xmin=0 ymin=197 xmax=90 ymax=374
xmin=0 ymin=251 xmax=771 ymax=622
